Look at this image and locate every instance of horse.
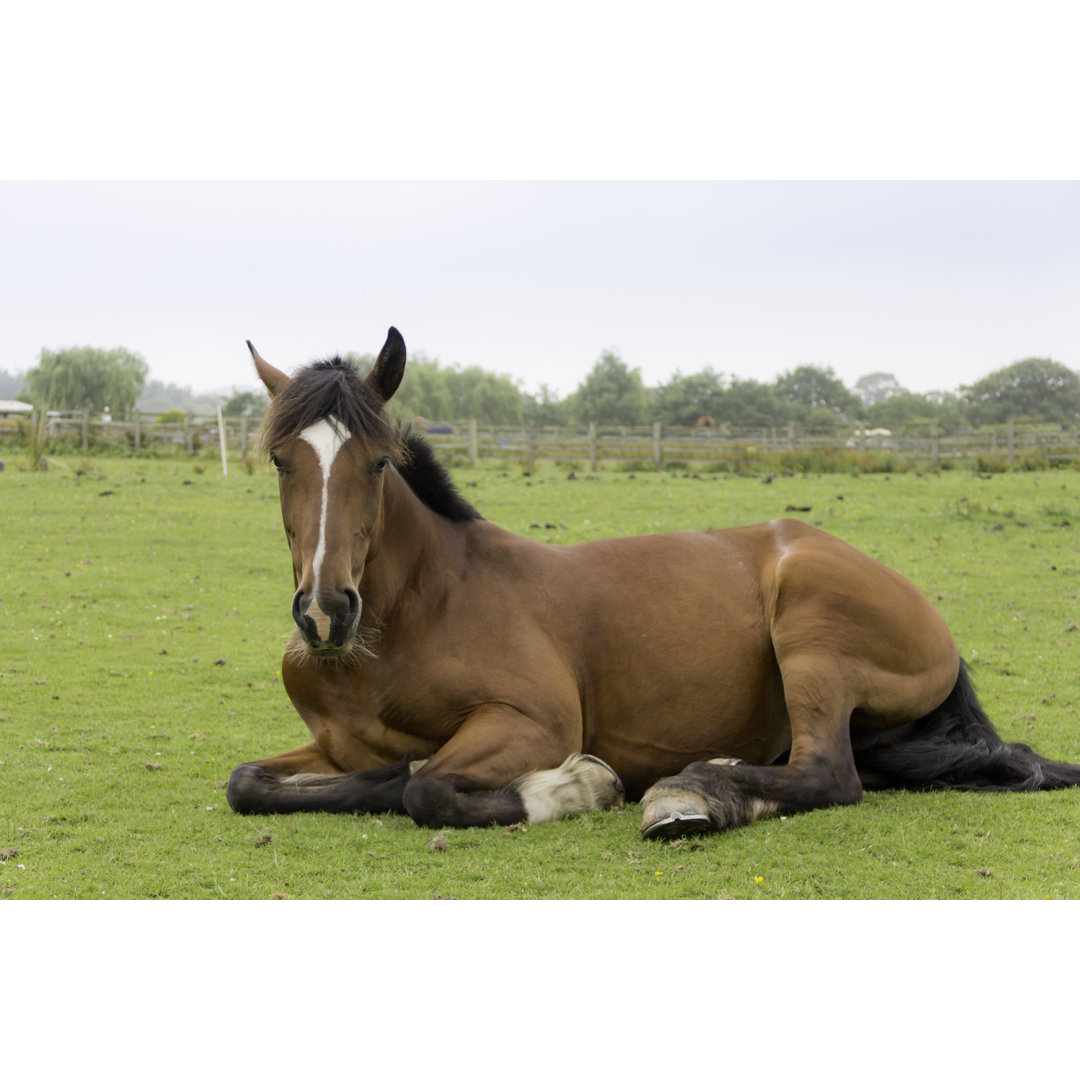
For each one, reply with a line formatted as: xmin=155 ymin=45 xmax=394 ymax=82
xmin=226 ymin=327 xmax=1080 ymax=839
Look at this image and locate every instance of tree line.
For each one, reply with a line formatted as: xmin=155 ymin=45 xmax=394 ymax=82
xmin=5 ymin=345 xmax=1080 ymax=430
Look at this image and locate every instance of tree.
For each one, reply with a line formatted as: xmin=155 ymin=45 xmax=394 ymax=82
xmin=571 ymin=349 xmax=648 ymax=426
xmin=961 ymin=358 xmax=1080 ymax=423
xmin=220 ymin=389 xmax=267 ymax=418
xmin=444 ymin=365 xmax=523 ymax=424
xmin=854 ymin=372 xmax=906 ymax=408
xmin=522 ymin=384 xmax=571 ymax=426
xmin=716 ymin=378 xmax=793 ymax=427
xmin=346 ymin=350 xmax=522 ymax=424
xmin=773 ymin=365 xmax=861 ymax=420
xmin=653 ymin=367 xmax=726 ymax=426
xmin=23 ymin=346 xmax=148 ymax=415
xmin=865 ymin=390 xmax=965 ymax=428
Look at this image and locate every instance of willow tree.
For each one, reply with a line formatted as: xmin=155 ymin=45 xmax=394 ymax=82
xmin=23 ymin=346 xmax=148 ymax=415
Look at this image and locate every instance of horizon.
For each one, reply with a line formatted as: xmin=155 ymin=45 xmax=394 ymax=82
xmin=4 ymin=336 xmax=1068 ymax=408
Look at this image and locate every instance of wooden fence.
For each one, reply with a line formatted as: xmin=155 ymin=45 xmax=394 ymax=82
xmin=422 ymin=417 xmax=1080 ymax=470
xmin=8 ymin=409 xmax=1080 ymax=470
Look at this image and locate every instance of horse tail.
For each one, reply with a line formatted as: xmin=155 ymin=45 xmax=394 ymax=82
xmin=852 ymin=661 xmax=1080 ymax=792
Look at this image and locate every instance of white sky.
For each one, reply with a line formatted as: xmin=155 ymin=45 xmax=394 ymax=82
xmin=3 ymin=179 xmax=1079 ymax=400
xmin=4 ymin=2 xmax=1079 ymax=404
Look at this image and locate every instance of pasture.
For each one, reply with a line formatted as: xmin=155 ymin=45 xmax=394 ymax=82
xmin=3 ymin=454 xmax=1080 ymax=899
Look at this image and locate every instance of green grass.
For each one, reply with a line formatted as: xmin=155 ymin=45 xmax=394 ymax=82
xmin=3 ymin=454 xmax=1080 ymax=899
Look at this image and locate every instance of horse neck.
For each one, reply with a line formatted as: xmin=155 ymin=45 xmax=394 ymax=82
xmin=362 ymin=466 xmax=465 ymax=612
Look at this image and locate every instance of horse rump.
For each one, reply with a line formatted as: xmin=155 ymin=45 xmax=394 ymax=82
xmin=851 ymin=662 xmax=1080 ymax=793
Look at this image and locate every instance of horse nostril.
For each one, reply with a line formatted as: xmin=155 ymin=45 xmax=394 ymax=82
xmin=343 ymin=587 xmax=361 ymax=622
xmin=292 ymin=589 xmax=311 ymax=621
xmin=292 ymin=588 xmax=322 ymax=643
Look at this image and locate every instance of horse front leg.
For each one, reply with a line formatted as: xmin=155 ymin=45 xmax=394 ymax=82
xmin=401 ymin=705 xmax=625 ymax=828
xmin=226 ymin=741 xmax=413 ymax=815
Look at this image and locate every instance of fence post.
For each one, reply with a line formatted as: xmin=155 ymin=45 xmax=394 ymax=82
xmin=134 ymin=411 xmax=141 ymax=450
xmin=82 ymin=407 xmax=90 ymax=451
xmin=240 ymin=415 xmax=248 ymax=457
xmin=1007 ymin=418 xmax=1015 ymax=467
xmin=588 ymin=422 xmax=597 ymax=471
xmin=185 ymin=413 xmax=193 ymax=453
xmin=930 ymin=420 xmax=940 ymax=469
xmin=653 ymin=422 xmax=663 ymax=470
xmin=468 ymin=419 xmax=479 ymax=467
xmin=787 ymin=422 xmax=796 ymax=449
xmin=857 ymin=421 xmax=866 ymax=452
xmin=525 ymin=426 xmax=536 ymax=472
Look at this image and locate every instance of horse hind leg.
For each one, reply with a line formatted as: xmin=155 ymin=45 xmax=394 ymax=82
xmin=640 ymin=753 xmax=855 ymax=840
xmin=641 ymin=655 xmax=864 ymax=840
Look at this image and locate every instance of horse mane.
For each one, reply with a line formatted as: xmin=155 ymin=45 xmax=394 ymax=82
xmin=398 ymin=428 xmax=483 ymax=522
xmin=261 ymin=357 xmax=482 ymax=523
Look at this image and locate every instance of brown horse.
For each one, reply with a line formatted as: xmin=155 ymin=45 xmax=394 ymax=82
xmin=227 ymin=327 xmax=1080 ymax=839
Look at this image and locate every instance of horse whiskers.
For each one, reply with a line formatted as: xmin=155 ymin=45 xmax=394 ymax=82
xmin=283 ymin=620 xmax=383 ymax=669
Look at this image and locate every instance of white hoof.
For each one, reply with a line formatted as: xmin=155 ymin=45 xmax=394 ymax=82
xmin=517 ymin=753 xmax=625 ymax=823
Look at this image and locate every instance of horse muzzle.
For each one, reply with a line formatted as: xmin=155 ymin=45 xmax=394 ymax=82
xmin=292 ymin=586 xmax=361 ymax=655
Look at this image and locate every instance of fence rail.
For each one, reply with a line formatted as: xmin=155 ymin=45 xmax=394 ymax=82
xmin=422 ymin=417 xmax=1080 ymax=470
xmin=4 ymin=409 xmax=1080 ymax=470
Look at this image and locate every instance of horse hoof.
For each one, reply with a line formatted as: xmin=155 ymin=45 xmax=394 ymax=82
xmin=640 ymin=790 xmax=711 ymax=840
xmin=577 ymin=754 xmax=625 ymax=799
xmin=641 ymin=811 xmax=711 ymax=841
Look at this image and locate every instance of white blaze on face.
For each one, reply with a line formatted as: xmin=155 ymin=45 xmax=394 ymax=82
xmin=298 ymin=417 xmax=350 ymax=596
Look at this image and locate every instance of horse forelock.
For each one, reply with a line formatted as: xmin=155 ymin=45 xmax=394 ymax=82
xmin=260 ymin=357 xmax=405 ymax=462
xmin=259 ymin=357 xmax=481 ymax=523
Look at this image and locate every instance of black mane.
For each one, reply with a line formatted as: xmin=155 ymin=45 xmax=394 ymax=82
xmin=261 ymin=357 xmax=481 ymax=523
xmin=398 ymin=429 xmax=483 ymax=522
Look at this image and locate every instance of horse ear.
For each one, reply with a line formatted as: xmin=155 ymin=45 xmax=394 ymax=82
xmin=248 ymin=341 xmax=290 ymax=398
xmin=366 ymin=327 xmax=406 ymax=402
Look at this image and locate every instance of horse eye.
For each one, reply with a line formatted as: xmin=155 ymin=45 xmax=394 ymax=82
xmin=373 ymin=457 xmax=390 ymax=474
xmin=270 ymin=452 xmax=285 ymax=473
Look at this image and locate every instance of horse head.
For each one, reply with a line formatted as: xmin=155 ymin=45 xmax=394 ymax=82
xmin=249 ymin=328 xmax=407 ymax=658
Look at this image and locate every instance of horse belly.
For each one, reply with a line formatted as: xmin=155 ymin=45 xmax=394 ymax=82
xmin=573 ymin=548 xmax=789 ymax=798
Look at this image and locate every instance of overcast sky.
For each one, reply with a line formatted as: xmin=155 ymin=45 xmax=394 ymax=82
xmin=4 ymin=179 xmax=1078 ymax=401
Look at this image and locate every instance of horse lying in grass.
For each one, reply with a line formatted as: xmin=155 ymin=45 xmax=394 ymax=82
xmin=226 ymin=327 xmax=1080 ymax=839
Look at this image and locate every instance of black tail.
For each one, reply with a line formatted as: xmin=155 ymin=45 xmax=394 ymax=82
xmin=852 ymin=662 xmax=1080 ymax=792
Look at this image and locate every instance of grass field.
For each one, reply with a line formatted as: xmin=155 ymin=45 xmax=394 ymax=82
xmin=3 ymin=451 xmax=1080 ymax=899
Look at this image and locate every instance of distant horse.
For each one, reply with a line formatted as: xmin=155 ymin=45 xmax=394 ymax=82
xmin=227 ymin=328 xmax=1080 ymax=839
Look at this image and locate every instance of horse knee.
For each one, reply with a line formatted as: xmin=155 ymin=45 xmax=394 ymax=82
xmin=402 ymin=771 xmax=455 ymax=828
xmin=402 ymin=771 xmax=527 ymax=829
